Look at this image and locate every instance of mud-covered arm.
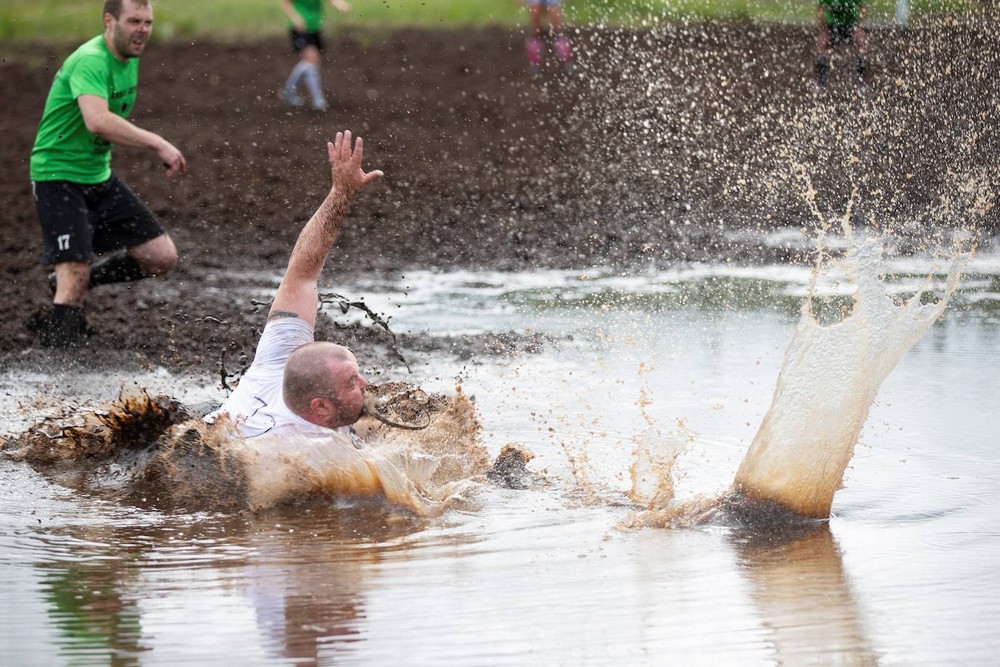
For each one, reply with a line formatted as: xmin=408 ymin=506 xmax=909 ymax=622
xmin=268 ymin=131 xmax=383 ymax=327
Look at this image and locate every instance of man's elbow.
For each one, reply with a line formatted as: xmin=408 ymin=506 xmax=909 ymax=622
xmin=80 ymin=107 xmax=118 ymax=140
xmin=82 ymin=114 xmax=109 ymax=138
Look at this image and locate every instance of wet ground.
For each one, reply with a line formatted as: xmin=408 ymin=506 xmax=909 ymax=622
xmin=1 ymin=254 xmax=998 ymax=664
xmin=0 ymin=17 xmax=997 ymax=381
xmin=1 ymin=17 xmax=998 ymax=657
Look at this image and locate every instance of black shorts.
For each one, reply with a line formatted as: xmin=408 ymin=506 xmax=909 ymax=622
xmin=290 ymin=29 xmax=324 ymax=53
xmin=33 ymin=173 xmax=165 ymax=266
xmin=828 ymin=22 xmax=858 ymax=44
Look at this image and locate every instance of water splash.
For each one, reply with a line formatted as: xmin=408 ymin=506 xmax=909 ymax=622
xmin=632 ymin=221 xmax=971 ymax=525
xmin=3 ymin=384 xmax=491 ymax=517
xmin=629 ymin=382 xmax=694 ymax=509
xmin=732 ymin=222 xmax=969 ymax=517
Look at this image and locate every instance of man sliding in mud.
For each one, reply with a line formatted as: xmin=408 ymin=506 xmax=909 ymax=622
xmin=10 ymin=134 xmax=521 ymax=511
xmin=206 ymin=131 xmax=383 ymax=440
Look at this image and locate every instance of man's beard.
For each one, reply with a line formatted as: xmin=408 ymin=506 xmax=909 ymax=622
xmin=113 ymin=27 xmax=145 ymax=59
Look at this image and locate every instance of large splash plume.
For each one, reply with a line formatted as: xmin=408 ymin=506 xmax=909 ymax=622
xmin=731 ymin=220 xmax=969 ymax=517
xmin=631 ymin=219 xmax=971 ymax=526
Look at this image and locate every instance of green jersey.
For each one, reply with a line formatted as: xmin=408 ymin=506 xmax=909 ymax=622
xmin=819 ymin=0 xmax=864 ymax=27
xmin=289 ymin=0 xmax=325 ymax=33
xmin=30 ymin=35 xmax=139 ymax=184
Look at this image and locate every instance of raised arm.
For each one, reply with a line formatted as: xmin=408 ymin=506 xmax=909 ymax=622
xmin=268 ymin=131 xmax=383 ymax=327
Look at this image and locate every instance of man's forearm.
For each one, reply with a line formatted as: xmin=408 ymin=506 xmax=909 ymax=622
xmin=86 ymin=110 xmax=169 ymax=153
xmin=285 ymin=188 xmax=353 ymax=280
xmin=280 ymin=0 xmax=302 ymax=24
xmin=266 ymin=132 xmax=380 ymax=324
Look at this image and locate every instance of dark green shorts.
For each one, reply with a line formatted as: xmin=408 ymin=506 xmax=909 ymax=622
xmin=290 ymin=29 xmax=324 ymax=53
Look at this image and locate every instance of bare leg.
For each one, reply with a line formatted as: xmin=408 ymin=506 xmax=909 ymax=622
xmin=853 ymin=26 xmax=867 ymax=53
xmin=530 ymin=5 xmax=545 ymax=37
xmin=284 ymin=45 xmax=321 ymax=106
xmin=853 ymin=25 xmax=867 ymax=84
xmin=300 ymin=45 xmax=327 ymax=110
xmin=42 ymin=233 xmax=175 ymax=346
xmin=526 ymin=6 xmax=545 ymax=71
xmin=549 ymin=6 xmax=573 ymax=67
xmin=303 ymin=44 xmax=321 ymax=67
xmin=549 ymin=5 xmax=563 ymax=34
xmin=128 ymin=233 xmax=178 ymax=277
xmin=816 ymin=25 xmax=832 ymax=88
xmin=81 ymin=234 xmax=176 ymax=291
xmin=38 ymin=261 xmax=91 ymax=346
xmin=53 ymin=261 xmax=90 ymax=307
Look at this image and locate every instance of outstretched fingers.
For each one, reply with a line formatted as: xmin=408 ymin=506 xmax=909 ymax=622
xmin=327 ymin=130 xmax=383 ymax=192
xmin=328 ymin=131 xmax=345 ymax=163
xmin=338 ymin=130 xmax=351 ymax=161
xmin=352 ymin=137 xmax=384 ymax=187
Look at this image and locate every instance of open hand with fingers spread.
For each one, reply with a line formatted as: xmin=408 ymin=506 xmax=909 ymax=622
xmin=265 ymin=131 xmax=384 ymax=328
xmin=329 ymin=130 xmax=383 ymax=202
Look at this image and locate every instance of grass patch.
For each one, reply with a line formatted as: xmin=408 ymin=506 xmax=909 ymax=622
xmin=0 ymin=0 xmax=980 ymax=43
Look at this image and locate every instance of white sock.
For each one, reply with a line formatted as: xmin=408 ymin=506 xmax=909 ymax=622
xmin=303 ymin=63 xmax=325 ymax=104
xmin=284 ymin=61 xmax=310 ymax=95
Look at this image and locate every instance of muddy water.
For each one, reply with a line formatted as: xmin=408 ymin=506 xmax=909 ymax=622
xmin=2 ymin=232 xmax=999 ymax=665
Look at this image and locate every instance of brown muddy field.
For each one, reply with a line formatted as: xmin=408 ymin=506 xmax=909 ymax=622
xmin=1 ymin=19 xmax=997 ymax=384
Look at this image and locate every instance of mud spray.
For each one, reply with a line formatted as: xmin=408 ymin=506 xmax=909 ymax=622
xmin=2 ymin=382 xmax=508 ymax=516
xmin=1 ymin=223 xmax=970 ymax=523
xmin=630 ymin=218 xmax=971 ymax=527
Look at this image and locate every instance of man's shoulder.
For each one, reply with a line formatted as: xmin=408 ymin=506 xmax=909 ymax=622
xmin=64 ymin=36 xmax=109 ymax=67
xmin=245 ymin=316 xmax=314 ymax=369
xmin=59 ymin=36 xmax=112 ymax=82
xmin=260 ymin=316 xmax=314 ymax=346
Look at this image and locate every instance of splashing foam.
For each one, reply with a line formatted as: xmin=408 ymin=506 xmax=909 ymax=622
xmin=629 ymin=385 xmax=694 ymax=510
xmin=631 ymin=220 xmax=971 ymax=527
xmin=4 ymin=384 xmax=491 ymax=517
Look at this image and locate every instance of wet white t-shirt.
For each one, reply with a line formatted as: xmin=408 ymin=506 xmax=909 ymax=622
xmin=207 ymin=317 xmax=353 ymax=440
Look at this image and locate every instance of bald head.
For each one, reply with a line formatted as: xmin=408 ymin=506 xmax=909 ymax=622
xmin=283 ymin=342 xmax=367 ymax=428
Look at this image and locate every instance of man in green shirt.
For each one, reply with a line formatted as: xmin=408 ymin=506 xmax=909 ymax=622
xmin=815 ymin=0 xmax=868 ymax=90
xmin=279 ymin=0 xmax=351 ymax=111
xmin=30 ymin=0 xmax=186 ymax=347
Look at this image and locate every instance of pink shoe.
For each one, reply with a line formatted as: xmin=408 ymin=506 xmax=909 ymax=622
xmin=554 ymin=36 xmax=572 ymax=63
xmin=525 ymin=37 xmax=543 ymax=67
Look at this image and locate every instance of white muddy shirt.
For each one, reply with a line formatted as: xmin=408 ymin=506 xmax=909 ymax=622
xmin=206 ymin=317 xmax=354 ymax=441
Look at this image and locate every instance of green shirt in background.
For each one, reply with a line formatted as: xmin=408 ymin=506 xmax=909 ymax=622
xmin=819 ymin=0 xmax=864 ymax=27
xmin=290 ymin=0 xmax=326 ymax=33
xmin=30 ymin=35 xmax=139 ymax=184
